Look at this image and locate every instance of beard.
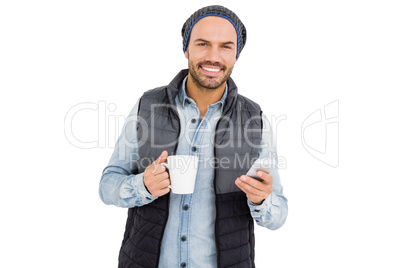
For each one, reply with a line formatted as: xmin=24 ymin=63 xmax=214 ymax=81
xmin=188 ymin=58 xmax=233 ymax=90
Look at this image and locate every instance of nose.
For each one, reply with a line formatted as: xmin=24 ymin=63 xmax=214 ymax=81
xmin=204 ymin=45 xmax=221 ymax=64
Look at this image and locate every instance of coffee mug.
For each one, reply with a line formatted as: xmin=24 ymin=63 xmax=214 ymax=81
xmin=162 ymin=155 xmax=198 ymax=194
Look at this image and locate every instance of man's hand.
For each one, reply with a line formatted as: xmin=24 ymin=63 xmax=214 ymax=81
xmin=235 ymin=171 xmax=273 ymax=205
xmin=143 ymin=151 xmax=170 ymax=197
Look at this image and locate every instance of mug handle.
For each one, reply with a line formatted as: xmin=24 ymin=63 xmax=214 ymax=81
xmin=161 ymin=162 xmax=168 ymax=170
xmin=161 ymin=163 xmax=171 ymax=189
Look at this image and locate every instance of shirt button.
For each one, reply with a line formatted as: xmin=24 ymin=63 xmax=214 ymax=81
xmin=191 ymin=118 xmax=196 ymax=123
xmin=185 ymin=99 xmax=191 ymax=104
xmin=181 ymin=262 xmax=186 ymax=267
xmin=183 ymin=204 xmax=189 ymax=211
xmin=181 ymin=235 xmax=187 ymax=242
xmin=192 ymin=146 xmax=196 ymax=152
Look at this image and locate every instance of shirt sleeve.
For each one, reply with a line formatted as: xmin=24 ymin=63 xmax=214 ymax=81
xmin=99 ymin=99 xmax=157 ymax=208
xmin=247 ymin=112 xmax=288 ymax=230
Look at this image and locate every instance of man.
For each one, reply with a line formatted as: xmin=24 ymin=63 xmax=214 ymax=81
xmin=99 ymin=5 xmax=288 ymax=268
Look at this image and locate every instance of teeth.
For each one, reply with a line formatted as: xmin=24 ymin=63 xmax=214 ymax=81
xmin=202 ymin=66 xmax=220 ymax=72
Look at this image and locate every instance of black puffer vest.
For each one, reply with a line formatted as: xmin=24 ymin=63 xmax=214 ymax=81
xmin=118 ymin=70 xmax=263 ymax=268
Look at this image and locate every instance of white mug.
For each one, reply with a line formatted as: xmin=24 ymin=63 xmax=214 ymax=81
xmin=162 ymin=155 xmax=198 ymax=194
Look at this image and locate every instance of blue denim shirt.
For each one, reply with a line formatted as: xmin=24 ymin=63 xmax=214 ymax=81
xmin=99 ymin=76 xmax=288 ymax=267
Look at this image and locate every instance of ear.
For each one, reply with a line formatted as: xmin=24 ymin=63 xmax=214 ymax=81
xmin=185 ymin=49 xmax=189 ymax=59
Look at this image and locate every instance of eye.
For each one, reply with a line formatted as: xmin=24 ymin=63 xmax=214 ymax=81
xmin=198 ymin=43 xmax=207 ymax=47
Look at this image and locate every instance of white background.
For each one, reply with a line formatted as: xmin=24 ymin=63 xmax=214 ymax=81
xmin=1 ymin=0 xmax=401 ymax=267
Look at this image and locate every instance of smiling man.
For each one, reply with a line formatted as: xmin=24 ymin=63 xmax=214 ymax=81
xmin=99 ymin=5 xmax=288 ymax=268
xmin=185 ymin=15 xmax=237 ymax=119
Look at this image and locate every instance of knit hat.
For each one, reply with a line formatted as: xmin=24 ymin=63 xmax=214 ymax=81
xmin=181 ymin=5 xmax=247 ymax=59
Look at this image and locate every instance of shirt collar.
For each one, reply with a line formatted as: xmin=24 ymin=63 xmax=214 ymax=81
xmin=178 ymin=75 xmax=228 ymax=113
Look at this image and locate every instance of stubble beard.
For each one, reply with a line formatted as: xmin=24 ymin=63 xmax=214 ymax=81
xmin=188 ymin=58 xmax=233 ymax=91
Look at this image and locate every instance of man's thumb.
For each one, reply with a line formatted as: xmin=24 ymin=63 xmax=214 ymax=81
xmin=156 ymin=150 xmax=168 ymax=164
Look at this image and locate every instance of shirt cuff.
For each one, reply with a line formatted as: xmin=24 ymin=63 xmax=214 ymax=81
xmin=126 ymin=172 xmax=158 ymax=205
xmin=247 ymin=192 xmax=281 ymax=216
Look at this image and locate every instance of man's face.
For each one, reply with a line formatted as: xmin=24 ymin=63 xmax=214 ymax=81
xmin=185 ymin=16 xmax=237 ymax=90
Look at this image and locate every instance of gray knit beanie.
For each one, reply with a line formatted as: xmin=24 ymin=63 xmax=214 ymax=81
xmin=181 ymin=5 xmax=247 ymax=59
